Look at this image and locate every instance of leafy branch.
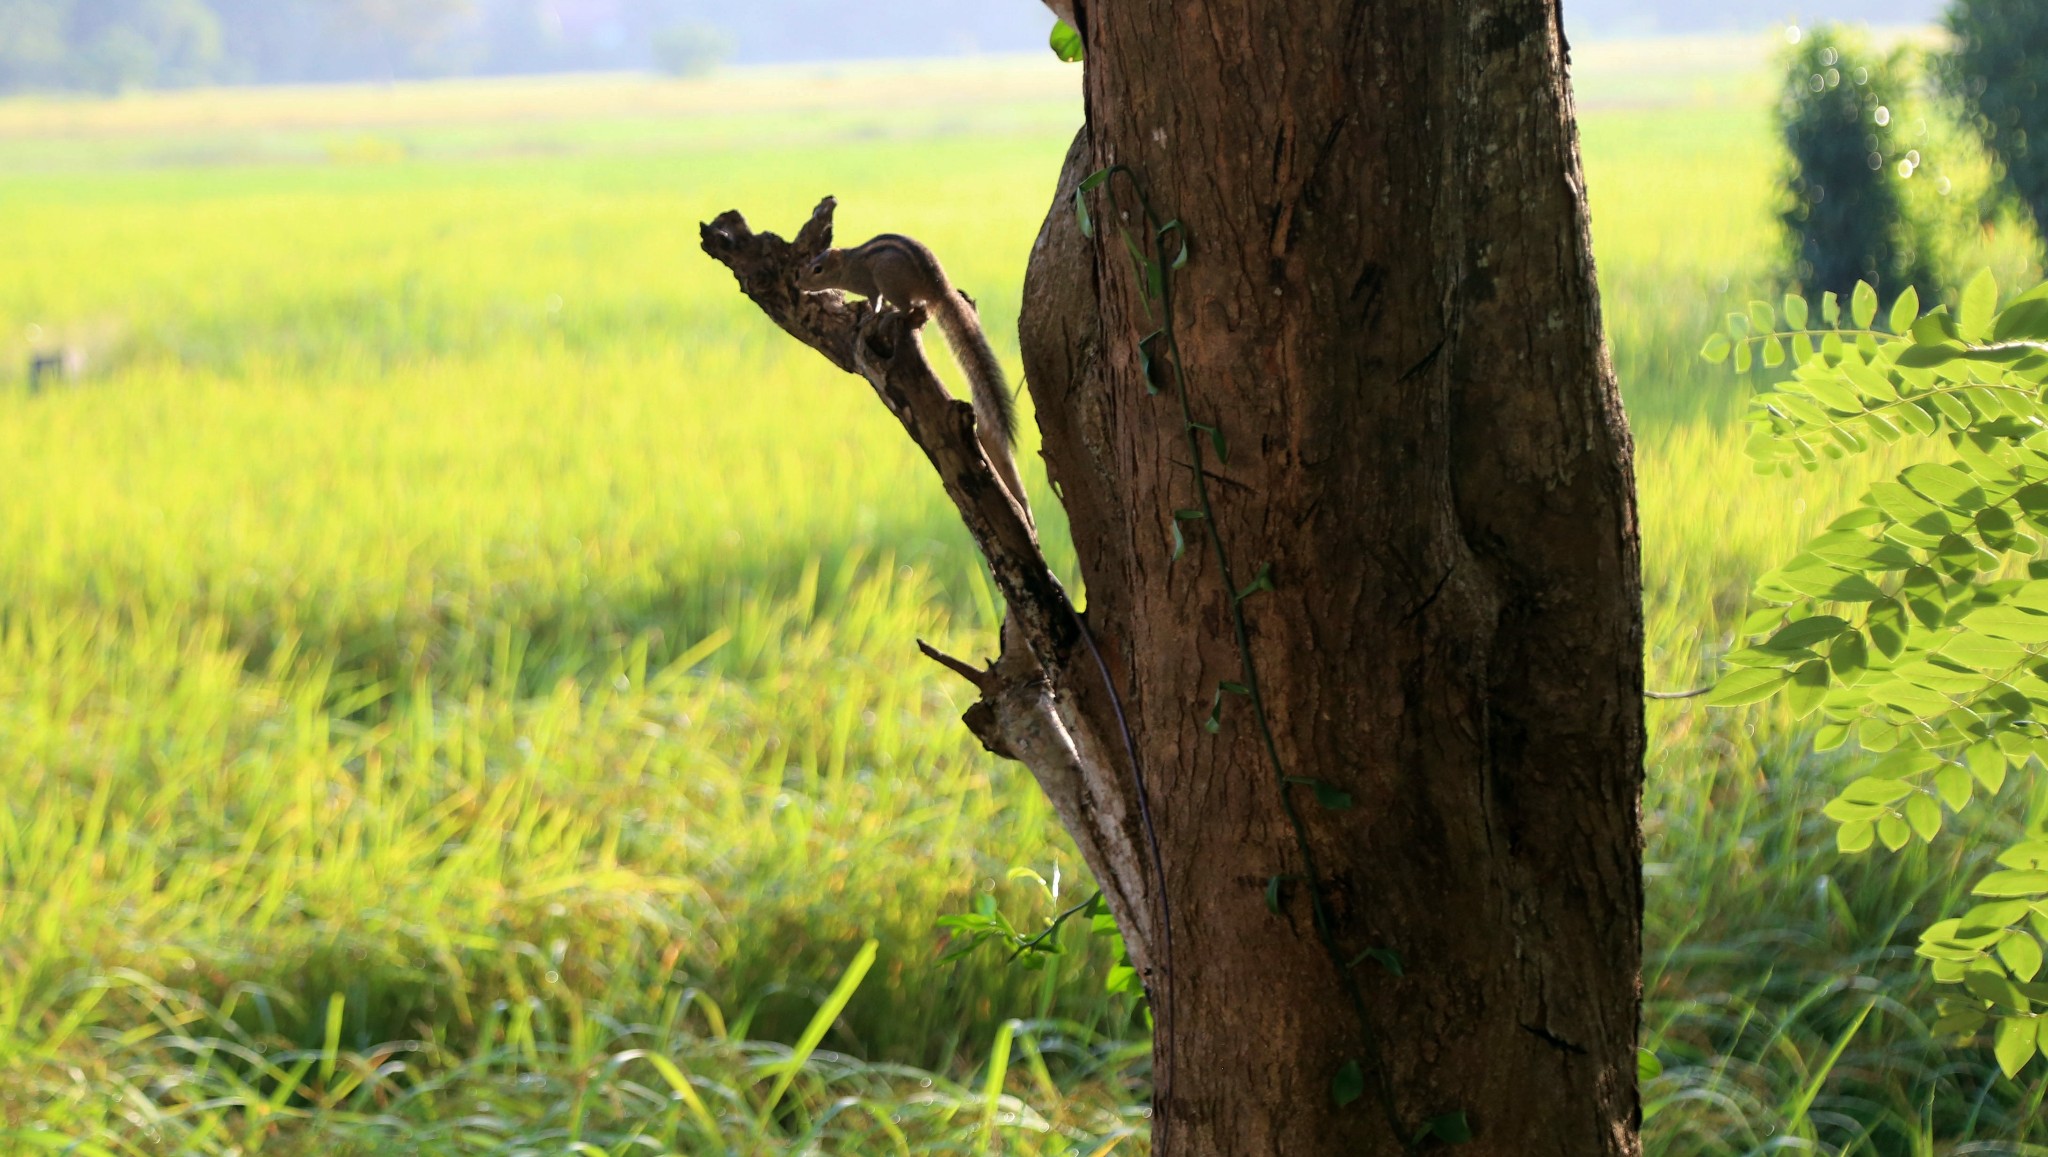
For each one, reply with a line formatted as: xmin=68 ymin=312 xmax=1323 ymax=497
xmin=1704 ymin=268 xmax=2048 ymax=1077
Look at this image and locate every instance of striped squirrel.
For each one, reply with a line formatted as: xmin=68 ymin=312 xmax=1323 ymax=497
xmin=798 ymin=234 xmax=1030 ymax=521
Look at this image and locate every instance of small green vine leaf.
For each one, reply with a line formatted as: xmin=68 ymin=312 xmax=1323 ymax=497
xmin=1265 ymin=874 xmax=1286 ymax=913
xmin=1219 ymin=681 xmax=1250 ymax=696
xmin=1286 ymin=775 xmax=1352 ymax=810
xmin=1330 ymin=1059 xmax=1365 ymax=1108
xmin=1153 ymin=219 xmax=1190 ymax=271
xmin=1637 ymin=1048 xmax=1662 ymax=1081
xmin=1073 ymin=189 xmax=1094 ymax=239
xmin=1236 ymin=564 xmax=1275 ymax=602
xmin=1172 ymin=508 xmax=1206 ymax=561
xmin=1048 ymin=19 xmax=1084 ymax=62
xmin=1118 ymin=226 xmax=1161 ymax=305
xmin=1139 ymin=330 xmax=1166 ymax=395
xmin=1190 ymin=422 xmax=1227 ymax=463
xmin=1204 ymin=688 xmax=1223 ymax=732
xmin=1347 ymin=947 xmax=1403 ymax=976
xmin=1424 ymin=1111 xmax=1474 ymax=1145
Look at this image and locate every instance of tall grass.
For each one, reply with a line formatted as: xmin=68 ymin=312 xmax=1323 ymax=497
xmin=3 ymin=38 xmax=2048 ymax=1155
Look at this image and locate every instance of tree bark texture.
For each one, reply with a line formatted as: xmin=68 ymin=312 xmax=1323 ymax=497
xmin=1020 ymin=2 xmax=1644 ymax=1154
xmin=702 ymin=0 xmax=1644 ymax=1152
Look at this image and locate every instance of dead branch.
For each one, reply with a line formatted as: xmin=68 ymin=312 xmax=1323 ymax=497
xmin=699 ymin=198 xmax=1080 ymax=679
xmin=698 ymin=198 xmax=1159 ymax=979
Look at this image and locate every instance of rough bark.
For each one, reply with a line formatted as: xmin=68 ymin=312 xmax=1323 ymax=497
xmin=702 ymin=0 xmax=1643 ymax=1152
xmin=1023 ymin=1 xmax=1644 ymax=1153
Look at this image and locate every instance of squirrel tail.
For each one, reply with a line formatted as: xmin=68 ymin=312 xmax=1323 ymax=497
xmin=931 ymin=291 xmax=1018 ymax=451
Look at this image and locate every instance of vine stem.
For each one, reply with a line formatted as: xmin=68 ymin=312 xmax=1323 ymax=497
xmin=1008 ymin=889 xmax=1104 ymax=961
xmin=1087 ymin=166 xmax=1415 ymax=1149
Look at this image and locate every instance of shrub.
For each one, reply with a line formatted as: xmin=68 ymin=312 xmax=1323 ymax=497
xmin=1942 ymin=0 xmax=2048 ymax=236
xmin=1778 ymin=25 xmax=1934 ymax=302
xmin=652 ymin=24 xmax=734 ymax=80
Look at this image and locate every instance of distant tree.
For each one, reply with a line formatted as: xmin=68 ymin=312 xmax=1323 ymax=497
xmin=1780 ymin=25 xmax=1934 ymax=302
xmin=321 ymin=0 xmax=474 ymax=78
xmin=651 ymin=23 xmax=731 ymax=78
xmin=71 ymin=0 xmax=222 ymax=91
xmin=1943 ymin=0 xmax=2048 ymax=236
xmin=0 ymin=0 xmax=68 ymax=90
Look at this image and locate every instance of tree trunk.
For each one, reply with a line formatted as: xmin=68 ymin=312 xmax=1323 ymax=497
xmin=701 ymin=0 xmax=1641 ymax=1151
xmin=1020 ymin=2 xmax=1644 ymax=1154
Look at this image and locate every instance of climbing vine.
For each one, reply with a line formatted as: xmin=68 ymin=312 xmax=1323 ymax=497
xmin=1076 ymin=164 xmax=1465 ymax=1148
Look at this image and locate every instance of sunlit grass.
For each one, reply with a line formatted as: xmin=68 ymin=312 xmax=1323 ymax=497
xmin=3 ymin=44 xmax=2048 ymax=1155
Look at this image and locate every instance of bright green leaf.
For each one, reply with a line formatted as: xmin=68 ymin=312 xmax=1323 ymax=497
xmin=1853 ymin=281 xmax=1879 ymax=330
xmin=1761 ymin=615 xmax=1850 ymax=651
xmin=1785 ymin=294 xmax=1810 ymax=331
xmin=1787 ymin=659 xmax=1830 ymax=716
xmin=1906 ymin=792 xmax=1943 ymax=842
xmin=1828 ymin=630 xmax=1869 ymax=679
xmin=1996 ymin=1015 xmax=2039 ymax=1079
xmin=1838 ymin=818 xmax=1877 ymax=853
xmin=1890 ymin=285 xmax=1921 ymax=334
xmin=1977 ymin=870 xmax=2048 ymax=898
xmin=1937 ymin=764 xmax=1975 ymax=811
xmin=1963 ymin=268 xmax=2000 ymax=340
xmin=1901 ymin=463 xmax=1987 ymax=512
xmin=1879 ymin=814 xmax=1912 ymax=851
xmin=2000 ymin=933 xmax=2045 ymax=982
xmin=1705 ymin=667 xmax=1790 ymax=706
xmin=1841 ymin=776 xmax=1916 ymax=805
xmin=1749 ymin=300 xmax=1776 ymax=334
xmin=1934 ymin=1008 xmax=1990 ymax=1037
xmin=1048 ymin=19 xmax=1084 ymax=62
xmin=1969 ymin=741 xmax=2010 ymax=793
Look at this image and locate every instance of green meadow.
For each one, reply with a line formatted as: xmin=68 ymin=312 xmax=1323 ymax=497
xmin=2 ymin=37 xmax=2047 ymax=1155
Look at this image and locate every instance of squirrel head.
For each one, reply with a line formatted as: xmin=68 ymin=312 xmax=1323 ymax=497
xmin=796 ymin=249 xmax=844 ymax=291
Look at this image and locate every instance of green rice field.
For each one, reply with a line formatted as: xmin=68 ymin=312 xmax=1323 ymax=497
xmin=3 ymin=34 xmax=2048 ymax=1155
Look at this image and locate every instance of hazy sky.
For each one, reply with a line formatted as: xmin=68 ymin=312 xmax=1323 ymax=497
xmin=713 ymin=1 xmax=1949 ymax=65
xmin=1564 ymin=0 xmax=1945 ymax=37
